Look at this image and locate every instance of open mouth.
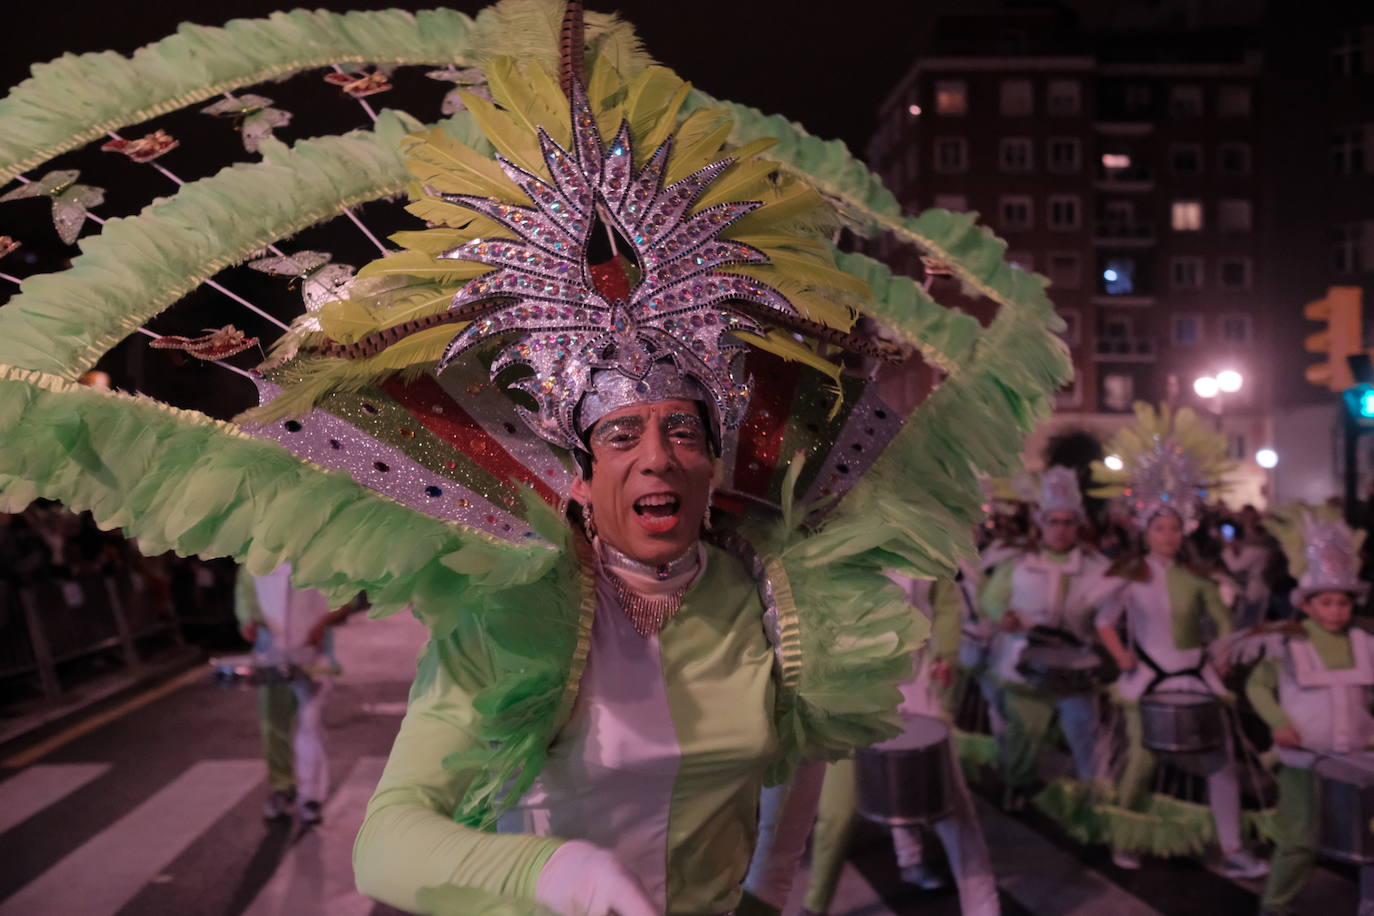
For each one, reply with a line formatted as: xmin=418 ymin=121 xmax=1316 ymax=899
xmin=633 ymin=493 xmax=681 ymax=533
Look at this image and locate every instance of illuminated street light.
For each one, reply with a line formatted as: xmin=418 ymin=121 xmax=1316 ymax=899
xmin=1256 ymin=448 xmax=1278 ymax=469
xmin=907 ymin=104 xmax=922 ymax=116
xmin=1103 ymin=268 xmax=1119 ymax=282
xmin=1104 ymin=454 xmax=1124 ymax=471
xmin=1194 ymin=376 xmax=1220 ymax=399
xmin=1217 ymin=369 xmax=1243 ymax=393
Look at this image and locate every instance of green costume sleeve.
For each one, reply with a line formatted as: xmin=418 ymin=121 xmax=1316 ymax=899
xmin=978 ymin=560 xmax=1015 ymax=623
xmin=233 ymin=566 xmax=262 ymax=627
xmin=1202 ymin=579 xmax=1234 ymax=639
xmin=353 ymin=632 xmax=562 ymax=914
xmin=929 ymin=579 xmax=963 ymax=662
xmin=1245 ymin=658 xmax=1291 ymax=732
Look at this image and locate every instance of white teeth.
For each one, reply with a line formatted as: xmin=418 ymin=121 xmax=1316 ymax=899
xmin=636 ymin=494 xmax=677 ymax=507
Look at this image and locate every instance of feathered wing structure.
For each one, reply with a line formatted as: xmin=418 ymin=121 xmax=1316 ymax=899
xmin=1090 ymin=402 xmax=1233 ymax=528
xmin=0 ymin=0 xmax=1071 ymax=835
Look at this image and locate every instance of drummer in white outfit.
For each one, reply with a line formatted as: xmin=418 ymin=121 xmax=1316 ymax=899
xmin=980 ymin=468 xmax=1121 ymax=803
xmin=1095 ymin=507 xmax=1267 ymax=877
xmin=799 ymin=575 xmax=1000 ymax=916
xmin=1244 ymin=517 xmax=1373 ymax=915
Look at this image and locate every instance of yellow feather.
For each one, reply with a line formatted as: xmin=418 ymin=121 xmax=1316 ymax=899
xmin=587 ymin=54 xmax=628 ymax=140
xmin=388 ymin=226 xmax=507 ymax=256
xmin=404 ymin=196 xmax=505 ymax=230
xmin=664 ymin=111 xmax=731 ymax=183
xmin=483 ymin=57 xmax=571 ymax=148
xmin=626 ymin=67 xmax=690 ymax=159
xmin=403 ymin=128 xmax=524 ymax=203
xmin=458 ymin=91 xmax=547 ymax=176
xmin=692 ymin=159 xmax=779 ymax=211
xmin=753 ymin=248 xmax=871 ymax=298
xmin=356 ymin=249 xmax=491 ymax=285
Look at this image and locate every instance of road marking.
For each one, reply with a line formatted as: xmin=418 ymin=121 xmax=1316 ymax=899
xmin=1 ymin=666 xmax=205 ymax=769
xmin=0 ymin=759 xmax=261 ymax=916
xmin=976 ymin=797 xmax=1165 ymax=916
xmin=241 ymin=756 xmax=387 ymax=916
xmin=0 ymin=763 xmax=110 ymax=835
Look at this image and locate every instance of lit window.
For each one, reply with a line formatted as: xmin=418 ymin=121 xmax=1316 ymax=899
xmin=1101 ymin=153 xmax=1132 ymax=170
xmin=932 ymin=194 xmax=968 ymax=211
xmin=1047 ymin=137 xmax=1081 ymax=172
xmin=1171 ymin=201 xmax=1203 ymax=232
xmin=1047 ymin=252 xmax=1082 ymax=289
xmin=1219 ymin=258 xmax=1253 ymax=289
xmin=1101 ymin=257 xmax=1136 ymax=295
xmin=1219 ymin=312 xmax=1252 ymax=343
xmin=1169 ymin=143 xmax=1203 ymax=175
xmin=907 ymin=104 xmax=922 ymax=116
xmin=1169 ymin=85 xmax=1203 ymax=117
xmin=1000 ymin=79 xmax=1033 ymax=116
xmin=1217 ymin=85 xmax=1252 ymax=117
xmin=934 ymin=137 xmax=968 ymax=173
xmin=935 ymin=80 xmax=967 ymax=115
xmin=1047 ymin=80 xmax=1081 ymax=116
xmin=1102 ymin=374 xmax=1135 ymax=412
xmin=1048 ymin=195 xmax=1081 ymax=231
xmin=1170 ymin=257 xmax=1204 ymax=290
xmin=1172 ymin=314 xmax=1202 ymax=345
xmin=999 ymin=137 xmax=1034 ymax=172
xmin=1218 ymin=199 xmax=1253 ymax=234
xmin=999 ymin=195 xmax=1033 ymax=232
xmin=1218 ymin=143 xmax=1252 ymax=174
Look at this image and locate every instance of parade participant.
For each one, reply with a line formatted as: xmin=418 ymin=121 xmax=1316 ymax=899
xmin=980 ymin=467 xmax=1119 ymax=805
xmin=1243 ymin=510 xmax=1373 ymax=916
xmin=0 ymin=1 xmax=1070 ymax=912
xmin=235 ymin=563 xmax=357 ymax=824
xmin=1091 ymin=404 xmax=1267 ymax=877
xmin=800 ymin=576 xmax=1000 ymax=916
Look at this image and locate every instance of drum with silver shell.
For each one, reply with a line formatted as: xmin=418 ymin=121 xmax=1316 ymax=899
xmin=1139 ymin=690 xmax=1226 ymax=754
xmin=854 ymin=714 xmax=954 ymax=826
xmin=1016 ymin=644 xmax=1110 ymax=695
xmin=1314 ymin=752 xmax=1374 ymax=865
xmin=208 ymin=653 xmax=296 ymax=689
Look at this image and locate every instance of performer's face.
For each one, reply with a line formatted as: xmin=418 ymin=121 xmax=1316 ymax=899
xmin=1040 ymin=510 xmax=1079 ymax=553
xmin=572 ymin=399 xmax=714 ymax=565
xmin=1144 ymin=510 xmax=1184 ymax=559
xmin=1304 ymin=590 xmax=1354 ymax=633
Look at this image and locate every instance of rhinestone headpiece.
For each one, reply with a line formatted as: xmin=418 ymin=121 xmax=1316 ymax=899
xmin=1294 ymin=517 xmax=1369 ymax=603
xmin=1037 ymin=466 xmax=1083 ymax=520
xmin=434 ymin=80 xmax=798 ymax=450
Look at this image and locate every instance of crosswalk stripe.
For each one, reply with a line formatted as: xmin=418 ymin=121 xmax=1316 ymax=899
xmin=975 ymin=797 xmax=1165 ymax=916
xmin=0 ymin=759 xmax=261 ymax=916
xmin=0 ymin=763 xmax=110 ymax=835
xmin=241 ymin=756 xmax=388 ymax=916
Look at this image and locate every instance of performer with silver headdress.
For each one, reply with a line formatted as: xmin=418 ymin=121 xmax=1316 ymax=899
xmin=1244 ymin=509 xmax=1373 ymax=915
xmin=979 ymin=466 xmax=1121 ymax=806
xmin=1089 ymin=404 xmax=1266 ymax=878
xmin=0 ymin=1 xmax=1071 ymax=912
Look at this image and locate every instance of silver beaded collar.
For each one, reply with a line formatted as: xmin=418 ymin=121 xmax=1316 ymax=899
xmin=599 ymin=539 xmax=700 ymax=582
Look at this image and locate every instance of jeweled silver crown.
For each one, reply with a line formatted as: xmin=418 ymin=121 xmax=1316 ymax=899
xmin=434 ymin=80 xmax=799 ymax=450
xmin=1038 ymin=466 xmax=1083 ymax=518
xmin=1294 ymin=518 xmax=1368 ymax=603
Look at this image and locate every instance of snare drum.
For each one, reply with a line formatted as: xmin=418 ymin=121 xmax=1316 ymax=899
xmin=1016 ymin=644 xmax=1109 ymax=695
xmin=208 ymin=654 xmax=296 ymax=689
xmin=1139 ymin=690 xmax=1226 ymax=754
xmin=1314 ymin=753 xmax=1374 ymax=865
xmin=854 ymin=714 xmax=954 ymax=826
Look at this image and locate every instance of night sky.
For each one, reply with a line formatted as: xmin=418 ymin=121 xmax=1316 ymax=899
xmin=0 ymin=1 xmax=926 ymax=157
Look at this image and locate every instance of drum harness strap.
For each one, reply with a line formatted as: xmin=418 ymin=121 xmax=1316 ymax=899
xmin=1135 ymin=645 xmax=1209 ymax=696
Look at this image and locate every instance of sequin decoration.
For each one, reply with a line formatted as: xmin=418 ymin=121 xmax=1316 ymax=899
xmin=433 ymin=79 xmax=796 ymax=452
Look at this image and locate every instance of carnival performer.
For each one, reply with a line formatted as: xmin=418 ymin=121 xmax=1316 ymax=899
xmin=0 ymin=1 xmax=1070 ymax=913
xmin=980 ymin=467 xmax=1120 ymax=807
xmin=235 ymin=563 xmax=357 ymax=824
xmin=800 ymin=575 xmax=1000 ymax=916
xmin=1242 ymin=510 xmax=1373 ymax=916
xmin=1090 ymin=405 xmax=1267 ymax=877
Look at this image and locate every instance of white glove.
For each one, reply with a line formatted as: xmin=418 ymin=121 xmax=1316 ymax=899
xmin=534 ymin=840 xmax=657 ymax=916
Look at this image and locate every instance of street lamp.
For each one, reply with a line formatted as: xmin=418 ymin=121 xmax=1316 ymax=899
xmin=1104 ymin=454 xmax=1124 ymax=471
xmin=1193 ymin=369 xmax=1243 ymax=432
xmin=1194 ymin=376 xmax=1220 ymax=399
xmin=1217 ymin=369 xmax=1243 ymax=393
xmin=1256 ymin=447 xmax=1278 ymax=469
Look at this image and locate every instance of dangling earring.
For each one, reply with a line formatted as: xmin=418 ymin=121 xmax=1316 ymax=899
xmin=702 ymin=486 xmax=715 ymax=531
xmin=583 ymin=502 xmax=597 ymax=539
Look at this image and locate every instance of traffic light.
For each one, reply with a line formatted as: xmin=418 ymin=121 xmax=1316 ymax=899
xmin=1346 ymin=384 xmax=1374 ymax=425
xmin=1305 ymin=286 xmax=1364 ymax=391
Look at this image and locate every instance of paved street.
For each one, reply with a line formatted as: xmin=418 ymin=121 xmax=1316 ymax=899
xmin=0 ymin=608 xmax=1363 ymax=916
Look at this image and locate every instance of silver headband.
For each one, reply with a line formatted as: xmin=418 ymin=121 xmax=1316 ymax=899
xmin=577 ymin=361 xmax=712 ymax=440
